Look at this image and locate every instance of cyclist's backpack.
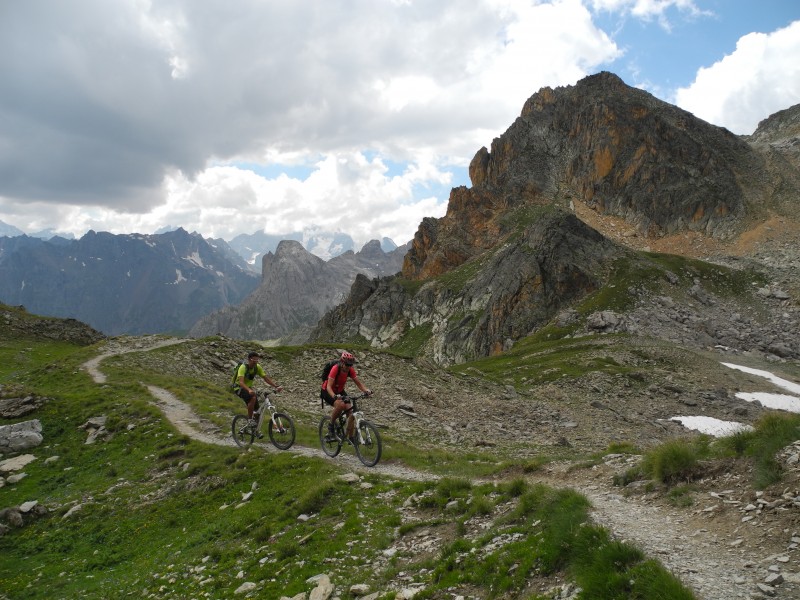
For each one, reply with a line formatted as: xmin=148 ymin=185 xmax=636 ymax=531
xmin=320 ymin=359 xmax=338 ymax=382
xmin=231 ymin=362 xmax=256 ymax=391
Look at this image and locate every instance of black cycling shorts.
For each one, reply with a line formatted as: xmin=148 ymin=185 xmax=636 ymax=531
xmin=236 ymin=387 xmax=259 ymax=411
xmin=320 ymin=389 xmax=348 ymax=406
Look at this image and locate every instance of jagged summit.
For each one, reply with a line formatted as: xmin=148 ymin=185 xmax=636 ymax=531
xmin=405 ymin=71 xmax=794 ymax=282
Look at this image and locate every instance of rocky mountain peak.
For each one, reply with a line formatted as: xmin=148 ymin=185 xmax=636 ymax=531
xmin=405 ymin=71 xmax=798 ymax=282
xmin=357 ymin=239 xmax=388 ymax=261
xmin=262 ymin=240 xmax=324 ymax=276
xmin=190 ymin=239 xmax=409 ymax=342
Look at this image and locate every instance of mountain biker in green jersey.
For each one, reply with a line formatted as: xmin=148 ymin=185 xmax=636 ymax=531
xmin=234 ymin=351 xmax=283 ymax=421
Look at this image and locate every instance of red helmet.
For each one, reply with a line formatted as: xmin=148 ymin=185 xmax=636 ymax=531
xmin=340 ymin=351 xmax=355 ymax=365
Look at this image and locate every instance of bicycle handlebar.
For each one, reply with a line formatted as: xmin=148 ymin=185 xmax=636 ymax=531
xmin=337 ymin=391 xmax=373 ymax=412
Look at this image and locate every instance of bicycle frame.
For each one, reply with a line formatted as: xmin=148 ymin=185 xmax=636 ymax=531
xmin=256 ymin=391 xmax=283 ymax=432
xmin=232 ymin=389 xmax=295 ymax=450
xmin=318 ymin=393 xmax=382 ymax=466
xmin=343 ymin=405 xmax=366 ymax=442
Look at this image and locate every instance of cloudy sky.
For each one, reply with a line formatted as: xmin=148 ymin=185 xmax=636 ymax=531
xmin=1 ymin=0 xmax=798 ymax=250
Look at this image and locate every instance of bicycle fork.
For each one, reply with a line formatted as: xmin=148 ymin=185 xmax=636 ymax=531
xmin=271 ymin=413 xmax=287 ymax=434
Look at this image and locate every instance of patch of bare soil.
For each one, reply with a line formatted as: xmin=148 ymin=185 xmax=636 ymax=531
xmin=573 ymin=200 xmax=800 ymax=265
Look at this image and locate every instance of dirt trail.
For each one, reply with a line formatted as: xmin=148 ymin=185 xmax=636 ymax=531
xmin=569 ymin=479 xmax=759 ymax=600
xmin=81 ymin=340 xmax=784 ymax=600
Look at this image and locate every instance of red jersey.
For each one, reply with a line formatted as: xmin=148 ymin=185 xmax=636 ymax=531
xmin=322 ymin=363 xmax=356 ymax=395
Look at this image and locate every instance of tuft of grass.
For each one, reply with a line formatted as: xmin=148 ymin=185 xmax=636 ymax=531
xmin=571 ymin=527 xmax=695 ymax=599
xmin=417 ymin=477 xmax=473 ymax=511
xmin=716 ymin=412 xmax=800 ymax=489
xmin=499 ymin=477 xmax=528 ymax=498
xmin=641 ymin=439 xmax=701 ymax=485
xmin=293 ymin=480 xmax=338 ymax=516
xmin=667 ymin=485 xmax=696 ymax=508
xmin=606 ymin=441 xmax=640 ymax=455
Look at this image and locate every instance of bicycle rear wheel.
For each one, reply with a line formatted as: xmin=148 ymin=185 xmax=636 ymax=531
xmin=232 ymin=414 xmax=255 ymax=447
xmin=269 ymin=412 xmax=296 ymax=450
xmin=318 ymin=416 xmax=342 ymax=457
xmin=354 ymin=421 xmax=382 ymax=466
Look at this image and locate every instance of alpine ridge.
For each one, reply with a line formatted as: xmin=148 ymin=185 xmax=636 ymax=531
xmin=0 ymin=228 xmax=258 ymax=335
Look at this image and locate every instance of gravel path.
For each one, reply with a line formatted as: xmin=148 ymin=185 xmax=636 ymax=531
xmin=579 ymin=482 xmax=756 ymax=600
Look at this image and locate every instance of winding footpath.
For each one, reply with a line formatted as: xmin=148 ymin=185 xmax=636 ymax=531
xmin=82 ymin=339 xmax=779 ymax=600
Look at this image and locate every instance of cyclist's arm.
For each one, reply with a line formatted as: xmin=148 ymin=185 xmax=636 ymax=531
xmin=260 ymin=373 xmax=282 ymax=391
xmin=352 ymin=376 xmax=371 ymax=395
xmin=325 ymin=375 xmax=335 ymax=398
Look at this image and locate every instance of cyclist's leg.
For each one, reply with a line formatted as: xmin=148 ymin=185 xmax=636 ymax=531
xmin=331 ymin=395 xmax=352 ymax=422
xmin=336 ymin=396 xmax=354 ymax=437
xmin=238 ymin=388 xmax=257 ymax=419
xmin=321 ymin=389 xmax=337 ymax=437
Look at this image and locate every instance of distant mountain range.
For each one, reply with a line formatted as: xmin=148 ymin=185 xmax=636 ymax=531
xmin=0 ymin=229 xmax=259 ymax=336
xmin=0 ymin=225 xmax=409 ymax=338
xmin=189 ymin=239 xmax=409 ymax=342
xmin=0 ymin=222 xmax=75 ymax=240
xmin=221 ymin=230 xmax=399 ymax=272
xmin=0 ymin=221 xmax=399 ymax=270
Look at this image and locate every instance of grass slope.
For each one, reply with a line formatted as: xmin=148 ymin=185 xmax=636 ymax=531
xmin=0 ymin=309 xmax=696 ymax=599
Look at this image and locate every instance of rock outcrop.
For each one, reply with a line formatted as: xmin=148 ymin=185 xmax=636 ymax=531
xmin=0 ymin=420 xmax=43 ymax=453
xmin=1 ymin=303 xmax=104 ymax=345
xmin=313 ymin=209 xmax=625 ymax=365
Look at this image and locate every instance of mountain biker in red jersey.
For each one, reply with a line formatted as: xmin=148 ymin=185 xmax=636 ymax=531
xmin=322 ymin=351 xmax=371 ymax=440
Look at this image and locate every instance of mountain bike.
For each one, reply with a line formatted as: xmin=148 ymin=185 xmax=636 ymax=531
xmin=232 ymin=390 xmax=295 ymax=450
xmin=318 ymin=393 xmax=382 ymax=467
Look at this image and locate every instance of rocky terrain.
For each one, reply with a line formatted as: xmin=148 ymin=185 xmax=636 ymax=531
xmin=5 ymin=330 xmax=800 ymax=598
xmin=2 ymin=277 xmax=800 ymax=598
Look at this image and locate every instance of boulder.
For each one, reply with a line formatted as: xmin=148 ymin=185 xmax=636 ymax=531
xmin=0 ymin=421 xmax=43 ymax=453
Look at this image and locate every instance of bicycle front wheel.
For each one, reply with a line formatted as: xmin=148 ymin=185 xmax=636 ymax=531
xmin=269 ymin=413 xmax=296 ymax=450
xmin=318 ymin=416 xmax=342 ymax=458
xmin=232 ymin=414 xmax=255 ymax=448
xmin=354 ymin=421 xmax=382 ymax=467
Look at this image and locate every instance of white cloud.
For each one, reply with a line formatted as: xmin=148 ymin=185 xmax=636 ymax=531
xmin=0 ymin=0 xmax=622 ymax=246
xmin=674 ymin=20 xmax=800 ymax=134
xmin=0 ymin=0 xmax=796 ymax=248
